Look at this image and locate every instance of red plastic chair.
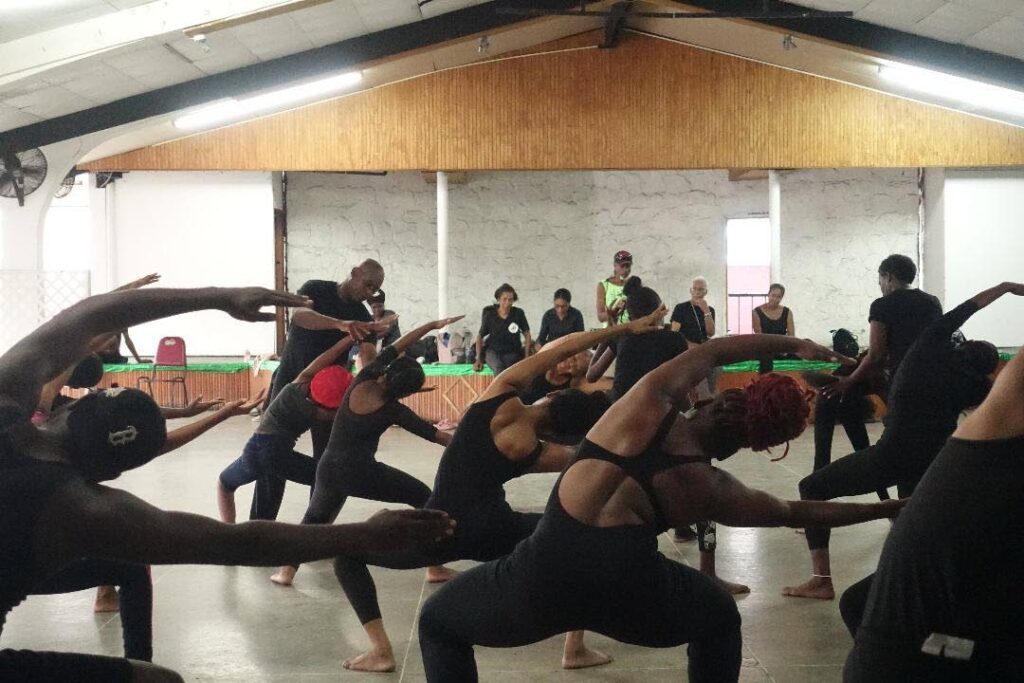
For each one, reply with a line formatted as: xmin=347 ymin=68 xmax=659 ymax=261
xmin=137 ymin=336 xmax=188 ymax=407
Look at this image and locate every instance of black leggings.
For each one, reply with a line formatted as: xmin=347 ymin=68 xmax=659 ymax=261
xmin=335 ymin=509 xmax=541 ymax=624
xmin=300 ymin=456 xmax=431 ymax=527
xmin=813 ymin=392 xmax=872 ymax=470
xmin=799 ymin=440 xmax=926 ymax=550
xmin=250 ymin=420 xmax=331 ymax=520
xmin=33 ymin=559 xmax=152 ymax=661
xmin=840 ymin=573 xmax=874 ymax=637
xmin=418 ymin=553 xmax=742 ymax=683
xmin=218 ymin=434 xmax=316 ymax=494
xmin=0 ymin=649 xmax=133 ymax=682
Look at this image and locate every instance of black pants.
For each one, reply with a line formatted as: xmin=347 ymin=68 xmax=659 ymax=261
xmin=0 ymin=649 xmax=133 ymax=682
xmin=844 ymin=630 xmax=999 ymax=683
xmin=484 ymin=349 xmax=524 ymax=375
xmin=418 ymin=553 xmax=742 ymax=683
xmin=250 ymin=419 xmax=331 ymax=520
xmin=813 ymin=392 xmax=872 ymax=471
xmin=33 ymin=559 xmax=152 ymax=661
xmin=300 ymin=456 xmax=431 ymax=527
xmin=799 ymin=439 xmax=930 ymax=550
xmin=218 ymin=434 xmax=316 ymax=494
xmin=334 ymin=508 xmax=541 ymax=624
xmin=840 ymin=574 xmax=874 ymax=637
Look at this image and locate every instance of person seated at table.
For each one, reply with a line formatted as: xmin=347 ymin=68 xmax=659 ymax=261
xmin=473 ymin=284 xmax=532 ymax=374
xmin=752 ymin=283 xmax=795 ymax=374
xmin=537 ymin=289 xmax=585 ymax=348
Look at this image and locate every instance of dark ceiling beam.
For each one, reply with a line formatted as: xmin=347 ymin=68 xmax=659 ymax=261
xmin=679 ymin=0 xmax=1024 ymax=91
xmin=0 ymin=0 xmax=581 ymax=154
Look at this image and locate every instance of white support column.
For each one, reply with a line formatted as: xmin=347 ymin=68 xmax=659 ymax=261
xmin=436 ymin=171 xmax=449 ymax=319
xmin=768 ymin=170 xmax=782 ymax=284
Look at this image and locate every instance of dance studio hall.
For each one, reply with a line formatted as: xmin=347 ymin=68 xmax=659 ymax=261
xmin=1 ymin=1 xmax=1023 ymax=682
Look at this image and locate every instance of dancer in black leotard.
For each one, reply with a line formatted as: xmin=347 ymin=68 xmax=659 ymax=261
xmin=0 ymin=285 xmax=453 ymax=682
xmin=417 ymin=333 xmax=904 ymax=683
xmin=842 ymin=338 xmax=1024 ymax=683
xmin=332 ymin=311 xmax=662 ymax=673
xmin=217 ymin=337 xmax=356 ymax=523
xmin=270 ymin=316 xmax=463 ymax=587
xmin=782 ymin=281 xmax=1019 ymax=601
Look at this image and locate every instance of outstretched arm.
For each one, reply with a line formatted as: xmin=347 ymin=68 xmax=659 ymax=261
xmin=481 ymin=308 xmax=665 ymax=399
xmin=159 ymin=393 xmax=266 ymax=455
xmin=586 ymin=341 xmax=616 ymax=382
xmin=0 ymin=287 xmax=309 ymax=424
xmin=388 ymin=315 xmax=464 ymax=358
xmin=37 ymin=481 xmax=454 ymax=569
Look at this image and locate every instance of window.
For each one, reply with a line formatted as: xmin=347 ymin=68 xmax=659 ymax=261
xmin=725 ymin=217 xmax=771 ymax=335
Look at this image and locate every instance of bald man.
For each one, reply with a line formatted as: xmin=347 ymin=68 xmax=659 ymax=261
xmin=250 ymin=259 xmax=386 ymax=520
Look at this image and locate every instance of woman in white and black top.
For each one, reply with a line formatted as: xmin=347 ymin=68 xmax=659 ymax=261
xmin=671 ymin=276 xmax=718 ymax=398
xmin=474 ymin=284 xmax=532 ymax=374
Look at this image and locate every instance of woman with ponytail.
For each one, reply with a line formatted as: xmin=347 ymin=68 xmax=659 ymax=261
xmin=418 ymin=334 xmax=906 ymax=683
xmin=271 ymin=315 xmax=465 ymax=587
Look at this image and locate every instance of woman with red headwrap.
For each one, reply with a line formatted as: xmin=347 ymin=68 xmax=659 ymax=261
xmin=417 ymin=334 xmax=906 ymax=683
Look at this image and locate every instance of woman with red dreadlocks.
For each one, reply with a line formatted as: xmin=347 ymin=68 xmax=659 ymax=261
xmin=416 ymin=334 xmax=906 ymax=683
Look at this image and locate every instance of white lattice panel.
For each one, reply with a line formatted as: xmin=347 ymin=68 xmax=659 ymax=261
xmin=0 ymin=270 xmax=90 ymax=355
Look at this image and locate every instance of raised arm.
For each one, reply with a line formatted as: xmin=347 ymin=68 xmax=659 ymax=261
xmin=37 ymin=482 xmax=454 ymax=569
xmin=389 ymin=315 xmax=464 ymax=358
xmin=586 ymin=341 xmax=616 ymax=383
xmin=481 ymin=308 xmax=665 ymax=398
xmin=0 ymin=287 xmax=309 ymax=424
xmin=159 ymin=393 xmax=266 ymax=455
xmin=295 ymin=337 xmax=357 ymax=384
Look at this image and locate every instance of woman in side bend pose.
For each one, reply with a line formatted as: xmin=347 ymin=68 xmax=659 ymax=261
xmin=417 ymin=334 xmax=905 ymax=683
xmin=0 ymin=285 xmax=453 ymax=683
xmin=217 ymin=337 xmax=357 ymax=523
xmin=331 ymin=312 xmax=662 ymax=673
xmin=270 ymin=316 xmax=464 ymax=587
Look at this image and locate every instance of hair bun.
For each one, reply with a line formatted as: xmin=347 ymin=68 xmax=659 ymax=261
xmin=622 ymin=276 xmax=643 ymax=296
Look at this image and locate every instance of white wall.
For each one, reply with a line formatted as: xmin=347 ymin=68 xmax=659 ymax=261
xmin=109 ymin=171 xmax=275 ymax=356
xmin=287 ymin=169 xmax=923 ymax=344
xmin=942 ymin=169 xmax=1024 ymax=347
xmin=778 ymin=168 xmax=922 ymax=342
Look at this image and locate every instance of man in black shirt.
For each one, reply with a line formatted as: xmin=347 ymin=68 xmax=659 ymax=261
xmin=252 ymin=259 xmax=386 ymax=521
xmin=671 ymin=276 xmax=717 ymax=398
xmin=783 ymin=281 xmax=1020 ymax=601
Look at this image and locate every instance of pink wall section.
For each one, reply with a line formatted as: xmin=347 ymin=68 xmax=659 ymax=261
xmin=726 ymin=266 xmax=770 ymax=334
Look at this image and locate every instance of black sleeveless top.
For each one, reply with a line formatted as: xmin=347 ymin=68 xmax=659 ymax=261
xmin=513 ymin=409 xmax=706 ymax=589
xmin=755 ymin=306 xmax=789 ymax=336
xmin=427 ymin=392 xmax=542 ymax=515
xmin=0 ymin=436 xmax=79 ymax=631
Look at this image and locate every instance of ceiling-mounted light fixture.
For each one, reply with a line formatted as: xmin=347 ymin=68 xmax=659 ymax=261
xmin=174 ymin=71 xmax=363 ymax=130
xmin=878 ymin=63 xmax=1024 ymax=119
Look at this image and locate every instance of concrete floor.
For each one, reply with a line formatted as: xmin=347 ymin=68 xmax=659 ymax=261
xmin=2 ymin=416 xmax=892 ymax=682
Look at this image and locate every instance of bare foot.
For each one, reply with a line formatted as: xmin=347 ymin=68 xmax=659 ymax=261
xmin=343 ymin=649 xmax=396 ymax=672
xmin=93 ymin=585 xmax=119 ymax=613
xmin=782 ymin=576 xmax=835 ymax=600
xmin=714 ymin=577 xmax=751 ymax=595
xmin=425 ymin=565 xmax=458 ymax=583
xmin=562 ymin=646 xmax=612 ymax=670
xmin=270 ymin=566 xmax=297 ymax=586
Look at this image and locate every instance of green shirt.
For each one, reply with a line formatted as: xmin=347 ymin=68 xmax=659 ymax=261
xmin=602 ymin=278 xmax=629 ymax=326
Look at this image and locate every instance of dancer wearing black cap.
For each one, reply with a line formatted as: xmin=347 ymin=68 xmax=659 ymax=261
xmin=0 ymin=285 xmax=453 ymax=682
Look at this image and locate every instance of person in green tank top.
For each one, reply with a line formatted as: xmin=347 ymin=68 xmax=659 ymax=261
xmin=596 ymin=250 xmax=632 ymax=326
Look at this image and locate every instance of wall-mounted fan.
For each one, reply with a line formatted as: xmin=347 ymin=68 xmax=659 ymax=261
xmin=0 ymin=148 xmax=48 ymax=207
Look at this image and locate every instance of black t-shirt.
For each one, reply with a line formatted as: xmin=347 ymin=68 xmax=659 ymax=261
xmin=868 ymin=288 xmax=942 ymax=377
xmin=537 ymin=307 xmax=585 ymax=345
xmin=479 ymin=306 xmax=530 ymax=353
xmin=271 ymin=279 xmax=371 ymax=397
xmin=882 ymin=301 xmax=990 ymax=450
xmin=671 ymin=302 xmax=715 ymax=345
xmin=612 ymin=330 xmax=686 ymax=400
xmin=855 ymin=435 xmax=1024 ymax=667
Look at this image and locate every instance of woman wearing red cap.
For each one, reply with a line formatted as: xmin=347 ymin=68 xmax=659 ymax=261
xmin=596 ymin=250 xmax=633 ymax=327
xmin=216 ymin=337 xmax=359 ymax=523
xmin=271 ymin=315 xmax=465 ymax=591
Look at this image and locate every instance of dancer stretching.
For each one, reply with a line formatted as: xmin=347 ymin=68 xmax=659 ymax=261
xmin=217 ymin=337 xmax=357 ymax=523
xmin=0 ymin=285 xmax=453 ymax=682
xmin=417 ymin=334 xmax=903 ymax=683
xmin=332 ymin=313 xmax=663 ymax=672
xmin=783 ymin=281 xmax=1020 ymax=600
xmin=270 ymin=316 xmax=464 ymax=587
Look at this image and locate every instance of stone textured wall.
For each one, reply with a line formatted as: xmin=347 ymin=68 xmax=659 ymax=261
xmin=777 ymin=168 xmax=921 ymax=343
xmin=287 ymin=168 xmax=920 ymax=344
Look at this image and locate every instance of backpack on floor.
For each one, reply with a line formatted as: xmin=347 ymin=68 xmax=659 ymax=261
xmin=830 ymin=328 xmax=859 ymax=358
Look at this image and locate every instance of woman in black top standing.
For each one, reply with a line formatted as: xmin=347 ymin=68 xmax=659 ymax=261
xmin=474 ymin=283 xmax=532 ymax=374
xmin=536 ymin=288 xmax=585 ymax=348
xmin=752 ymin=283 xmax=795 ymax=374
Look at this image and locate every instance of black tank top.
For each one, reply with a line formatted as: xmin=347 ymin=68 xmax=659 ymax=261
xmin=755 ymin=306 xmax=789 ymax=336
xmin=515 ymin=410 xmax=705 ymax=587
xmin=427 ymin=392 xmax=542 ymax=514
xmin=0 ymin=437 xmax=79 ymax=631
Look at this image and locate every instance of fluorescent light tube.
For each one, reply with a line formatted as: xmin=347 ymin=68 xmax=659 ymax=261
xmin=174 ymin=71 xmax=362 ymax=130
xmin=878 ymin=63 xmax=1024 ymax=118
